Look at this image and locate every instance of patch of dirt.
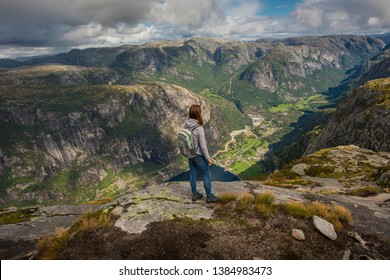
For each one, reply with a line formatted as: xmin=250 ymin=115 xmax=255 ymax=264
xmin=55 ymin=208 xmax=390 ymax=260
xmin=0 ymin=240 xmax=37 ymax=260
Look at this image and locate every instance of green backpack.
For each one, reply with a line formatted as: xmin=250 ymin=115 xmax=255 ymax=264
xmin=178 ymin=125 xmax=199 ymax=158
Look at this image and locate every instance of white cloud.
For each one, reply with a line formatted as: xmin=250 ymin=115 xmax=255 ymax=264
xmin=368 ymin=17 xmax=381 ymax=27
xmin=0 ymin=0 xmax=390 ymax=58
xmin=150 ymin=0 xmax=224 ymax=27
xmin=222 ymin=0 xmax=262 ymax=17
xmin=289 ymin=0 xmax=390 ymax=34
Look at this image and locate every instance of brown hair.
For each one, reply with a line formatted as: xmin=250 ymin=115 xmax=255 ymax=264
xmin=189 ymin=104 xmax=204 ymax=126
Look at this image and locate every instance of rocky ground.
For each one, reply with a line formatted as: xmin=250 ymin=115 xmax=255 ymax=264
xmin=1 ymin=179 xmax=389 ymax=260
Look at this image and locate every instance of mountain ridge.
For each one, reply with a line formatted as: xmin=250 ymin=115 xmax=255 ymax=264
xmin=0 ymin=34 xmax=388 ymax=205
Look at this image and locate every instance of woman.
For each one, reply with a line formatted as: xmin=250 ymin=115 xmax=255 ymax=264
xmin=184 ymin=104 xmax=220 ymax=203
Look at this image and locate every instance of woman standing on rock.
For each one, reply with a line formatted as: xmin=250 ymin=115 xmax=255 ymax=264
xmin=184 ymin=104 xmax=220 ymax=203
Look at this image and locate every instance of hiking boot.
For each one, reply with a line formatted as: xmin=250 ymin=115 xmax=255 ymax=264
xmin=206 ymin=194 xmax=220 ymax=203
xmin=192 ymin=192 xmax=203 ymax=202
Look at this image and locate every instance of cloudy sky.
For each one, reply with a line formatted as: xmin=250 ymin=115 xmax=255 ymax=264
xmin=0 ymin=0 xmax=389 ymax=58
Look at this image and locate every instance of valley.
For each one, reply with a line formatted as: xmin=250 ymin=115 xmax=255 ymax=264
xmin=0 ymin=35 xmax=388 ymax=206
xmin=0 ymin=34 xmax=389 ymax=260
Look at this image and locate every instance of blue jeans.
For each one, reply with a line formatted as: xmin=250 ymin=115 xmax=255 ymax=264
xmin=189 ymin=155 xmax=212 ymax=196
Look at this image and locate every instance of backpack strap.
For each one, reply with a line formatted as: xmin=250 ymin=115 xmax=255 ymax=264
xmin=190 ymin=124 xmax=200 ymax=151
xmin=189 ymin=124 xmax=200 ymax=132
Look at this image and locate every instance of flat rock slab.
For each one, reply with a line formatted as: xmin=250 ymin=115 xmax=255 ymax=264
xmin=0 ymin=216 xmax=78 ymax=241
xmin=330 ymin=193 xmax=390 ymax=239
xmin=37 ymin=205 xmax=100 ymax=216
xmin=115 ymin=200 xmax=213 ymax=234
xmin=114 ymin=182 xmax=215 ymax=234
xmin=0 ymin=204 xmax=101 ymax=242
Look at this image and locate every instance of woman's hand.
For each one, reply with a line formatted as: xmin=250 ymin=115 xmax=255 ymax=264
xmin=207 ymin=158 xmax=212 ymax=166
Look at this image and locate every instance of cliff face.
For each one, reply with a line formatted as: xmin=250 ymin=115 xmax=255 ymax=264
xmin=240 ymin=36 xmax=385 ymax=100
xmin=305 ymin=78 xmax=390 ymax=155
xmin=0 ymin=35 xmax=386 ymax=204
xmin=356 ymin=47 xmax=390 ymax=86
xmin=0 ymin=81 xmax=246 ymax=204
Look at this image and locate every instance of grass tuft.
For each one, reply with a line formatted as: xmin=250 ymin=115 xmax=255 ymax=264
xmin=36 ymin=210 xmax=115 ymax=259
xmin=0 ymin=210 xmax=35 ymax=225
xmin=332 ymin=205 xmax=353 ymax=224
xmin=308 ymin=201 xmax=330 ymax=218
xmin=255 ymin=191 xmax=275 ymax=206
xmin=219 ymin=192 xmax=238 ymax=204
xmin=236 ymin=192 xmax=255 ymax=211
xmin=77 ymin=211 xmax=114 ymax=232
xmin=282 ymin=201 xmax=311 ymax=218
xmin=255 ymin=204 xmax=273 ymax=217
xmin=348 ymin=186 xmax=381 ymax=197
xmin=37 ymin=227 xmax=70 ymax=260
xmin=83 ymin=198 xmax=114 ymax=205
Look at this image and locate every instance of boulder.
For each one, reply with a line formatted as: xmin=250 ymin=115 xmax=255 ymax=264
xmin=290 ymin=163 xmax=309 ymax=176
xmin=313 ymin=215 xmax=337 ymax=240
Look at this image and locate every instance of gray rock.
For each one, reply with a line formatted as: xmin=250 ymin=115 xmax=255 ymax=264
xmin=348 ymin=231 xmax=369 ymax=250
xmin=347 ymin=231 xmax=366 ymax=245
xmin=114 ymin=183 xmax=214 ymax=234
xmin=292 ymin=229 xmax=305 ymax=240
xmin=115 ymin=200 xmax=213 ymax=234
xmin=342 ymin=248 xmax=351 ymax=260
xmin=313 ymin=215 xmax=337 ymax=240
xmin=290 ymin=163 xmax=309 ymax=176
xmin=0 ymin=216 xmax=79 ymax=241
xmin=379 ymin=170 xmax=390 ymax=187
xmin=37 ymin=205 xmax=100 ymax=216
xmin=111 ymin=206 xmax=124 ymax=216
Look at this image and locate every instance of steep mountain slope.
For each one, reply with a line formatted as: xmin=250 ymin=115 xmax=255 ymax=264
xmin=356 ymin=46 xmax=390 ymax=85
xmin=0 ymin=35 xmax=387 ymax=204
xmin=0 ymin=80 xmax=247 ymax=205
xmin=237 ymin=36 xmax=384 ymax=109
xmin=305 ymin=78 xmax=390 ymax=154
xmin=259 ymin=43 xmax=389 ymax=172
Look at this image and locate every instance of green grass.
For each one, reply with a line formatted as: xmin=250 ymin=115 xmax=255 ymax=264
xmin=0 ymin=122 xmax=45 ymax=156
xmin=37 ymin=210 xmax=115 ymax=259
xmin=104 ymin=109 xmax=155 ymax=139
xmin=219 ymin=192 xmax=238 ymax=204
xmin=217 ymin=190 xmax=353 ymax=231
xmin=147 ymin=59 xmax=233 ymax=93
xmin=282 ymin=201 xmax=311 ymax=218
xmin=0 ymin=209 xmax=37 ymax=225
xmin=255 ymin=191 xmax=275 ymax=206
xmin=236 ymin=193 xmax=255 ymax=211
xmin=281 ymin=201 xmax=352 ymax=231
xmin=348 ymin=186 xmax=382 ymax=197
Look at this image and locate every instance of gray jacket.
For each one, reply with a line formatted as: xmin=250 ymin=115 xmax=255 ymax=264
xmin=184 ymin=118 xmax=211 ymax=160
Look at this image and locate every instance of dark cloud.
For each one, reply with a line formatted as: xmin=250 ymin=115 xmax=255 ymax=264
xmin=0 ymin=0 xmax=389 ymax=58
xmin=0 ymin=0 xmax=155 ymax=45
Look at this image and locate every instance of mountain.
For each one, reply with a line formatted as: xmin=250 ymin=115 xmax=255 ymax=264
xmin=240 ymin=36 xmax=385 ymax=103
xmin=0 ymin=59 xmax=23 ymax=69
xmin=0 ymin=35 xmax=387 ymax=204
xmin=259 ymin=41 xmax=390 ymax=172
xmin=356 ymin=46 xmax=390 ymax=85
xmin=0 ymin=79 xmax=247 ymax=204
xmin=305 ymin=77 xmax=390 ymax=154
